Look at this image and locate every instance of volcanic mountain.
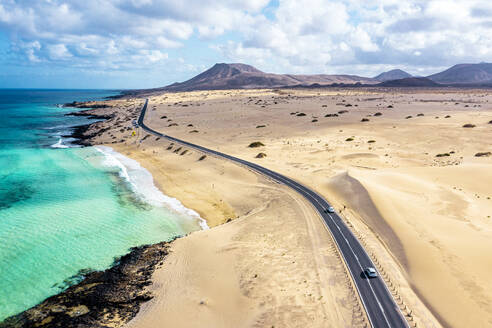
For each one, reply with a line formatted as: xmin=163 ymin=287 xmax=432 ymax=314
xmin=374 ymin=69 xmax=412 ymax=82
xmin=160 ymin=63 xmax=378 ymax=91
xmin=427 ymin=63 xmax=492 ymax=84
xmin=378 ymin=77 xmax=439 ymax=87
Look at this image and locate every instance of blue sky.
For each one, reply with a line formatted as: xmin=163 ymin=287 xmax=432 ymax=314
xmin=0 ymin=0 xmax=491 ymax=89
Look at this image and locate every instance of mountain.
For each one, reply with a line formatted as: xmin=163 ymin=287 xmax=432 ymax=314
xmin=160 ymin=63 xmax=379 ymax=92
xmin=427 ymin=63 xmax=492 ymax=84
xmin=374 ymin=69 xmax=412 ymax=82
xmin=377 ymin=77 xmax=439 ymax=87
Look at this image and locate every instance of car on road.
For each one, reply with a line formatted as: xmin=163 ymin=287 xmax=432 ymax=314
xmin=326 ymin=206 xmax=335 ymax=213
xmin=364 ymin=267 xmax=378 ymax=278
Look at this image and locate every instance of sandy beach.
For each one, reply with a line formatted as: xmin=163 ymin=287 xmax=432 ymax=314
xmin=74 ymin=87 xmax=492 ymax=328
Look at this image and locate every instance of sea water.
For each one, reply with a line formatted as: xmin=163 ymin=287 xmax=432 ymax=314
xmin=0 ymin=89 xmax=205 ymax=320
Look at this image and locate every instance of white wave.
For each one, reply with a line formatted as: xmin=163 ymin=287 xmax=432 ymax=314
xmin=51 ymin=137 xmax=69 ymax=149
xmin=94 ymin=146 xmax=209 ymax=230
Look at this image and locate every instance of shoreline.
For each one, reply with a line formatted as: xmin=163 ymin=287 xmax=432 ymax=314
xmin=0 ymin=242 xmax=171 ymax=328
xmin=2 ymin=93 xmax=367 ymax=327
xmin=0 ymin=100 xmax=209 ymax=327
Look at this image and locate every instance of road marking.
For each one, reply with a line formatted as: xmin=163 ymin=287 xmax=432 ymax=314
xmin=138 ymin=99 xmax=408 ymax=328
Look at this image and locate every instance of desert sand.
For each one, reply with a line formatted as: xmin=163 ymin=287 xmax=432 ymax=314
xmin=83 ymin=87 xmax=491 ymax=327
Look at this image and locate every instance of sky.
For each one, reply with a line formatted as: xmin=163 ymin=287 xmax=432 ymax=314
xmin=0 ymin=0 xmax=491 ymax=89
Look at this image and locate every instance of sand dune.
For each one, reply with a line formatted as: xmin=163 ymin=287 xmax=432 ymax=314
xmin=82 ymin=87 xmax=492 ymax=327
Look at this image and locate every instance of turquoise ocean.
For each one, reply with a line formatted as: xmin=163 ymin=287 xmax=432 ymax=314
xmin=0 ymin=89 xmax=205 ymax=320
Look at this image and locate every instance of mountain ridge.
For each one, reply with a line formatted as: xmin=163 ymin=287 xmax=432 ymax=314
xmin=374 ymin=69 xmax=412 ymax=82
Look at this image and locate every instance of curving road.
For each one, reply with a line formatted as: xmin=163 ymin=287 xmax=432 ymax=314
xmin=137 ymin=99 xmax=408 ymax=328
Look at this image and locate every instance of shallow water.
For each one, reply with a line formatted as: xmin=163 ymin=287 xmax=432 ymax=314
xmin=0 ymin=90 xmax=204 ymax=320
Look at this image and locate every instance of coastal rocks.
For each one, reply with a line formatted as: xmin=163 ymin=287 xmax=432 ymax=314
xmin=64 ymin=101 xmax=111 ymax=109
xmin=0 ymin=242 xmax=170 ymax=328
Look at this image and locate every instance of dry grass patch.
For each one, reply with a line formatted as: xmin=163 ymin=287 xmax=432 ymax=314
xmin=248 ymin=141 xmax=265 ymax=148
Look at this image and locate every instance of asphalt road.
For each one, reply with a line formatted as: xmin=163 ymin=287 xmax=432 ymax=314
xmin=137 ymin=99 xmax=408 ymax=328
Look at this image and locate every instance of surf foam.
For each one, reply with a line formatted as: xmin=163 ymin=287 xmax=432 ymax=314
xmin=94 ymin=146 xmax=209 ymax=230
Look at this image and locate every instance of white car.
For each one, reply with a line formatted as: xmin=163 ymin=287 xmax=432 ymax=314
xmin=364 ymin=267 xmax=378 ymax=278
xmin=326 ymin=206 xmax=335 ymax=213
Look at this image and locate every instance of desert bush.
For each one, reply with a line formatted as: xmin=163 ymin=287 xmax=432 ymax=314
xmin=367 ymin=140 xmax=376 ymax=143
xmin=198 ymin=155 xmax=207 ymax=161
xmin=462 ymin=124 xmax=476 ymax=128
xmin=312 ymin=119 xmax=318 ymax=122
xmin=475 ymin=152 xmax=491 ymax=157
xmin=160 ymin=115 xmax=167 ymax=119
xmin=255 ymin=152 xmax=267 ymax=158
xmin=345 ymin=137 xmax=354 ymax=141
xmin=168 ymin=123 xmax=178 ymax=127
xmin=248 ymin=141 xmax=265 ymax=148
xmin=187 ymin=124 xmax=193 ymax=127
xmin=361 ymin=118 xmax=369 ymax=122
xmin=405 ymin=116 xmax=412 ymax=119
xmin=256 ymin=125 xmax=266 ymax=128
xmin=436 ymin=153 xmax=450 ymax=157
xmin=387 ymin=105 xmax=393 ymax=108
xmin=296 ymin=113 xmax=306 ymax=116
xmin=325 ymin=113 xmax=338 ymax=117
xmin=180 ymin=150 xmax=188 ymax=155
xmin=338 ymin=110 xmax=349 ymax=114
xmin=417 ymin=113 xmax=424 ymax=116
xmin=189 ymin=130 xmax=199 ymax=133
xmin=374 ymin=112 xmax=382 ymax=116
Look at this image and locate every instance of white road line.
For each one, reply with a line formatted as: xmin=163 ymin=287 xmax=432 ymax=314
xmin=139 ymin=99 xmax=409 ymax=328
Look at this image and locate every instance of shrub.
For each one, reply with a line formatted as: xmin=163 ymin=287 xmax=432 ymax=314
xmin=374 ymin=112 xmax=382 ymax=116
xmin=180 ymin=150 xmax=188 ymax=155
xmin=322 ymin=105 xmax=327 ymax=107
xmin=462 ymin=124 xmax=476 ymax=128
xmin=168 ymin=123 xmax=178 ymax=127
xmin=445 ymin=115 xmax=451 ymax=118
xmin=187 ymin=124 xmax=193 ymax=127
xmin=417 ymin=113 xmax=424 ymax=117
xmin=160 ymin=115 xmax=167 ymax=119
xmin=198 ymin=155 xmax=207 ymax=161
xmin=475 ymin=152 xmax=491 ymax=157
xmin=387 ymin=105 xmax=393 ymax=108
xmin=312 ymin=119 xmax=318 ymax=122
xmin=405 ymin=116 xmax=412 ymax=119
xmin=325 ymin=113 xmax=338 ymax=117
xmin=338 ymin=110 xmax=348 ymax=114
xmin=256 ymin=125 xmax=266 ymax=128
xmin=367 ymin=140 xmax=376 ymax=143
xmin=189 ymin=130 xmax=199 ymax=133
xmin=248 ymin=141 xmax=265 ymax=148
xmin=255 ymin=152 xmax=267 ymax=158
xmin=296 ymin=112 xmax=306 ymax=116
xmin=361 ymin=118 xmax=369 ymax=122
xmin=345 ymin=104 xmax=352 ymax=107
xmin=436 ymin=153 xmax=450 ymax=157
xmin=488 ymin=120 xmax=492 ymax=124
xmin=345 ymin=137 xmax=354 ymax=141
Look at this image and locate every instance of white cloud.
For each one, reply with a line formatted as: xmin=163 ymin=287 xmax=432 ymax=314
xmin=0 ymin=0 xmax=491 ymax=81
xmin=48 ymin=44 xmax=72 ymax=60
